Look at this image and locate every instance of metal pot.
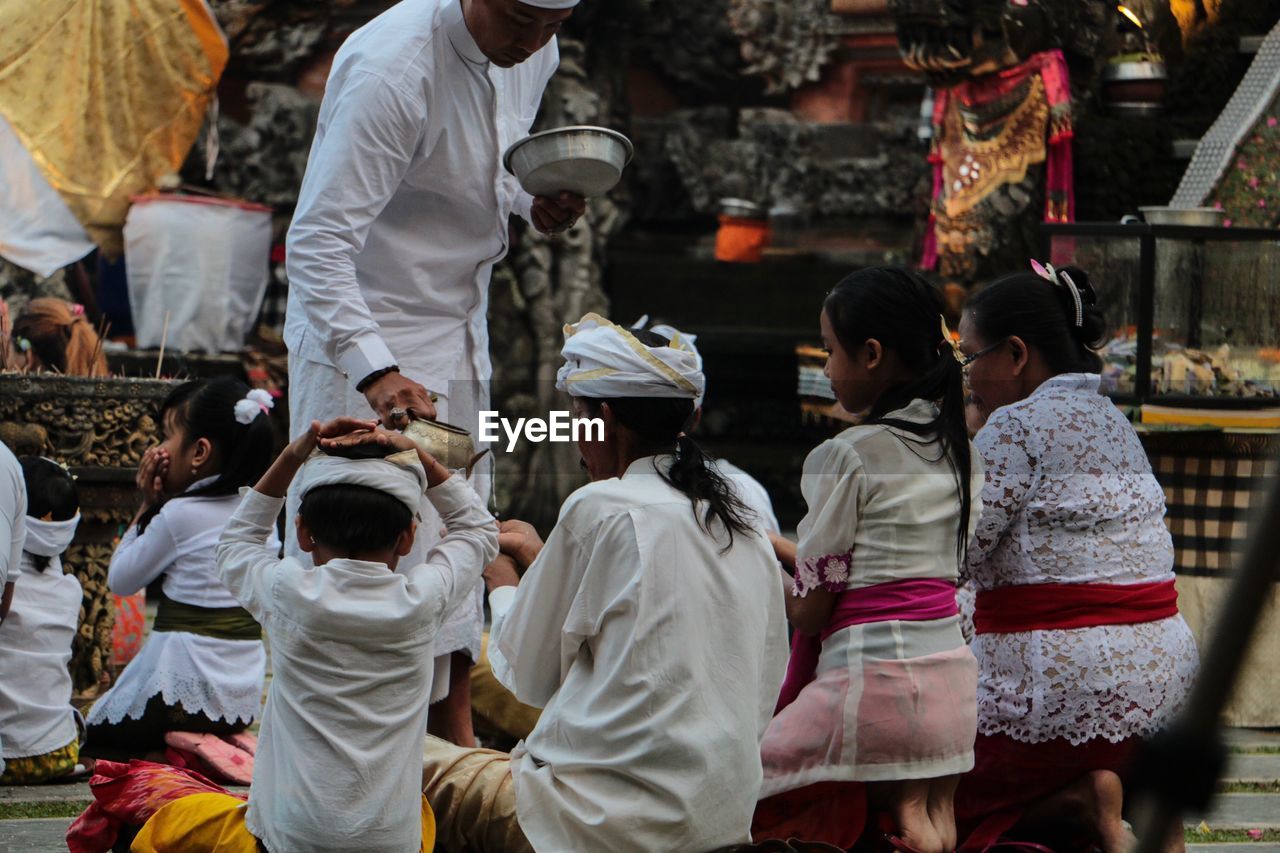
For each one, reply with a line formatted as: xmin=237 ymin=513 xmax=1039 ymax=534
xmin=1101 ymin=60 xmax=1167 ymax=119
xmin=1138 ymin=206 xmax=1225 ymax=226
xmin=718 ymin=198 xmax=764 ymax=220
xmin=402 ymin=418 xmax=476 ymax=470
xmin=503 ymin=125 xmax=634 ymax=198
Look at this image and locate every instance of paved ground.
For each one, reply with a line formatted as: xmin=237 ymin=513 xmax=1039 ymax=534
xmin=2 ymin=734 xmax=1276 ymax=851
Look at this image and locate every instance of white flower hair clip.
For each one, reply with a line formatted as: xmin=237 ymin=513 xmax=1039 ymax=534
xmin=234 ymin=388 xmax=274 ymax=425
xmin=1030 ymin=258 xmax=1084 ymax=329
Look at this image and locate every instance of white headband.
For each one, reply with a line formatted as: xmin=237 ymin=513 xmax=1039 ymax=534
xmin=519 ymin=0 xmax=579 ymax=7
xmin=24 ymin=514 xmax=80 ymax=558
xmin=557 ymin=313 xmax=704 ymax=401
xmin=296 ymin=450 xmax=427 ymax=517
xmin=631 ymin=316 xmax=705 ymax=408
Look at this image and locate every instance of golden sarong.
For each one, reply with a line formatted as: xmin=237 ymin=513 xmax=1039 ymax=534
xmin=132 ymin=791 xmax=437 ymax=853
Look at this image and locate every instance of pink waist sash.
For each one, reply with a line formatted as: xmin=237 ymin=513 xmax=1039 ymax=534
xmin=774 ymin=578 xmax=960 ymax=714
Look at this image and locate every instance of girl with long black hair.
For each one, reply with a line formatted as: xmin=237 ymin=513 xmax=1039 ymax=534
xmin=84 ymin=377 xmax=277 ymax=783
xmin=754 ymin=266 xmax=982 ymax=853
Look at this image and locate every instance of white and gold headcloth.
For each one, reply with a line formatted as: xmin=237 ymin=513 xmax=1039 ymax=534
xmin=631 ymin=315 xmax=705 ymax=408
xmin=295 ymin=449 xmax=427 ymax=516
xmin=556 ymin=312 xmax=705 ymax=401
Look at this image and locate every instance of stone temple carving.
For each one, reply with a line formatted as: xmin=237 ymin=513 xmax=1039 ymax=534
xmin=728 ymin=0 xmax=844 ymax=95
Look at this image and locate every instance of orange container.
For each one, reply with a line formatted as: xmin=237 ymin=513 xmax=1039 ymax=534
xmin=715 ymin=214 xmax=770 ymax=263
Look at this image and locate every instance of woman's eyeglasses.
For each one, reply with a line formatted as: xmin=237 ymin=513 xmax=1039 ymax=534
xmin=960 ymin=338 xmax=1006 ymax=369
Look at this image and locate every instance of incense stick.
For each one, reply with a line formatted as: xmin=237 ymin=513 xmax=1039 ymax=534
xmin=155 ymin=312 xmax=171 ymax=379
xmin=89 ymin=316 xmax=110 ymax=377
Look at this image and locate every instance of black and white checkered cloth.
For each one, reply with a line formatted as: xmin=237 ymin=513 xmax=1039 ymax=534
xmin=1141 ymin=430 xmax=1280 ymax=577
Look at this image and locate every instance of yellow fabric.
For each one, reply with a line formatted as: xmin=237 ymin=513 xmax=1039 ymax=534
xmin=0 ymin=739 xmax=78 ymax=785
xmin=471 ymin=633 xmax=542 ymax=742
xmin=1140 ymin=405 xmax=1280 ymax=429
xmin=421 ymin=735 xmax=533 ymax=853
xmin=131 ymin=791 xmax=437 ymax=852
xmin=0 ymin=1 xmax=228 ymax=257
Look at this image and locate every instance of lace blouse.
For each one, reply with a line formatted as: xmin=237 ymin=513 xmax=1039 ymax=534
xmin=966 ymin=374 xmax=1198 ymax=745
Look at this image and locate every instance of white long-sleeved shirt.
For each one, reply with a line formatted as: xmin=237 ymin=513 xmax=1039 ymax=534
xmin=489 ymin=455 xmax=790 ymax=853
xmin=284 ymin=0 xmax=558 ymax=392
xmin=0 ymin=443 xmax=25 ymax=589
xmin=217 ymin=476 xmax=496 ymax=853
xmin=88 ymin=478 xmax=274 ymax=728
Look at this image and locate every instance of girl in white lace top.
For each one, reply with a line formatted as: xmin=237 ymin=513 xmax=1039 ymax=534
xmin=955 ymin=263 xmax=1197 ymax=852
xmin=85 ymin=378 xmax=278 ymax=782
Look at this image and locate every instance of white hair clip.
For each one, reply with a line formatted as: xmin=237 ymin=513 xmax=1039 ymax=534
xmin=234 ymin=388 xmax=274 ymax=425
xmin=1030 ymin=259 xmax=1083 ymax=329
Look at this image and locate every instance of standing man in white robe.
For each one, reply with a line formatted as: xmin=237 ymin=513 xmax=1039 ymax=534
xmin=284 ymin=0 xmax=585 ymax=745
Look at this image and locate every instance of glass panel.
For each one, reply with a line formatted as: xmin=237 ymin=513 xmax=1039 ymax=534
xmin=1153 ymin=238 xmax=1280 ymax=398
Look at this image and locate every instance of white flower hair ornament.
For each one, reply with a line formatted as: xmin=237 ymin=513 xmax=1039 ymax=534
xmin=234 ymin=389 xmax=274 ymax=425
xmin=1030 ymin=258 xmax=1084 ymax=329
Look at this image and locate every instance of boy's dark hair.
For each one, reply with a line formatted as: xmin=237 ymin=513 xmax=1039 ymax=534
xmin=19 ymin=456 xmax=80 ymax=573
xmin=298 ymin=444 xmax=414 ymax=556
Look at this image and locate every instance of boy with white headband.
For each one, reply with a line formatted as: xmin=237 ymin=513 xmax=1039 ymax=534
xmin=421 ymin=314 xmax=788 ymax=852
xmin=121 ymin=417 xmax=497 ymax=853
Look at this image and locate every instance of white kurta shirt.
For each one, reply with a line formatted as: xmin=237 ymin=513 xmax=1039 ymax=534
xmin=0 ymin=553 xmax=80 ymax=759
xmin=217 ymin=477 xmax=496 ymax=853
xmin=489 ymin=455 xmax=790 ymax=853
xmin=284 ymin=0 xmax=558 ymax=393
xmin=87 ymin=479 xmax=274 ymax=728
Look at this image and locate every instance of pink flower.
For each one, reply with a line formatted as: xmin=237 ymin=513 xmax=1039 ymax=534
xmin=1249 ymin=177 xmax=1260 ymax=188
xmin=1247 ymin=829 xmax=1264 ymax=840
xmin=1213 ymin=201 xmax=1223 ymax=209
xmin=1259 ymin=199 xmax=1267 ymax=208
xmin=1269 ymin=117 xmax=1277 ymax=127
xmin=1224 ymin=219 xmax=1233 ymax=227
xmin=1238 ymin=159 xmax=1249 ymax=170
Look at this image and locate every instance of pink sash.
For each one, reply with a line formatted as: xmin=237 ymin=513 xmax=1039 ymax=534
xmin=775 ymin=578 xmax=960 ymax=713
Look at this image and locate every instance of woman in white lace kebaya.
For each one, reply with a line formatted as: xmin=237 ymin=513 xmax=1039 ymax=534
xmin=755 ymin=268 xmax=981 ymax=853
xmin=956 ymin=263 xmax=1198 ymax=852
xmin=85 ymin=378 xmax=277 ymax=783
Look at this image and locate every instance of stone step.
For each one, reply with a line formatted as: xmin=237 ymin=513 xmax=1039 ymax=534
xmin=1225 ymin=753 xmax=1280 ymax=783
xmin=0 ymin=781 xmax=90 ymax=804
xmin=1225 ymin=728 xmax=1280 ymax=752
xmin=0 ymin=818 xmax=70 ymax=853
xmin=1192 ymin=794 xmax=1280 ymax=829
xmin=2 ymin=810 xmax=1277 ymax=851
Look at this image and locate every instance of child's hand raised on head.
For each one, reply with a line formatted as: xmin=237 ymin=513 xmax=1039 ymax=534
xmin=315 ymin=422 xmax=451 ymax=488
xmin=136 ymin=445 xmax=169 ymax=508
xmin=288 ymin=417 xmax=380 ymax=460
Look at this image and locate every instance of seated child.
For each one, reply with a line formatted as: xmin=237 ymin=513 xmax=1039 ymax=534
xmin=85 ymin=378 xmax=277 ymax=779
xmin=0 ymin=457 xmax=83 ymax=784
xmin=72 ymin=417 xmax=497 ymax=853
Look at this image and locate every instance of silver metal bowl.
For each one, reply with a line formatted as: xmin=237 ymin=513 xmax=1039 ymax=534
xmin=402 ymin=418 xmax=476 ymax=470
xmin=503 ymin=126 xmax=634 ymax=198
xmin=1139 ymin=206 xmax=1225 ymax=226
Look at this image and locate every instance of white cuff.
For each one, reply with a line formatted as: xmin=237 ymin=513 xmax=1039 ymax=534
xmin=487 ymin=585 xmax=518 ymax=620
xmin=335 ymin=331 xmax=397 ymax=390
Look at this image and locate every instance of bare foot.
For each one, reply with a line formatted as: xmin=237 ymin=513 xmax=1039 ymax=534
xmin=1020 ymin=769 xmax=1135 ymax=853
